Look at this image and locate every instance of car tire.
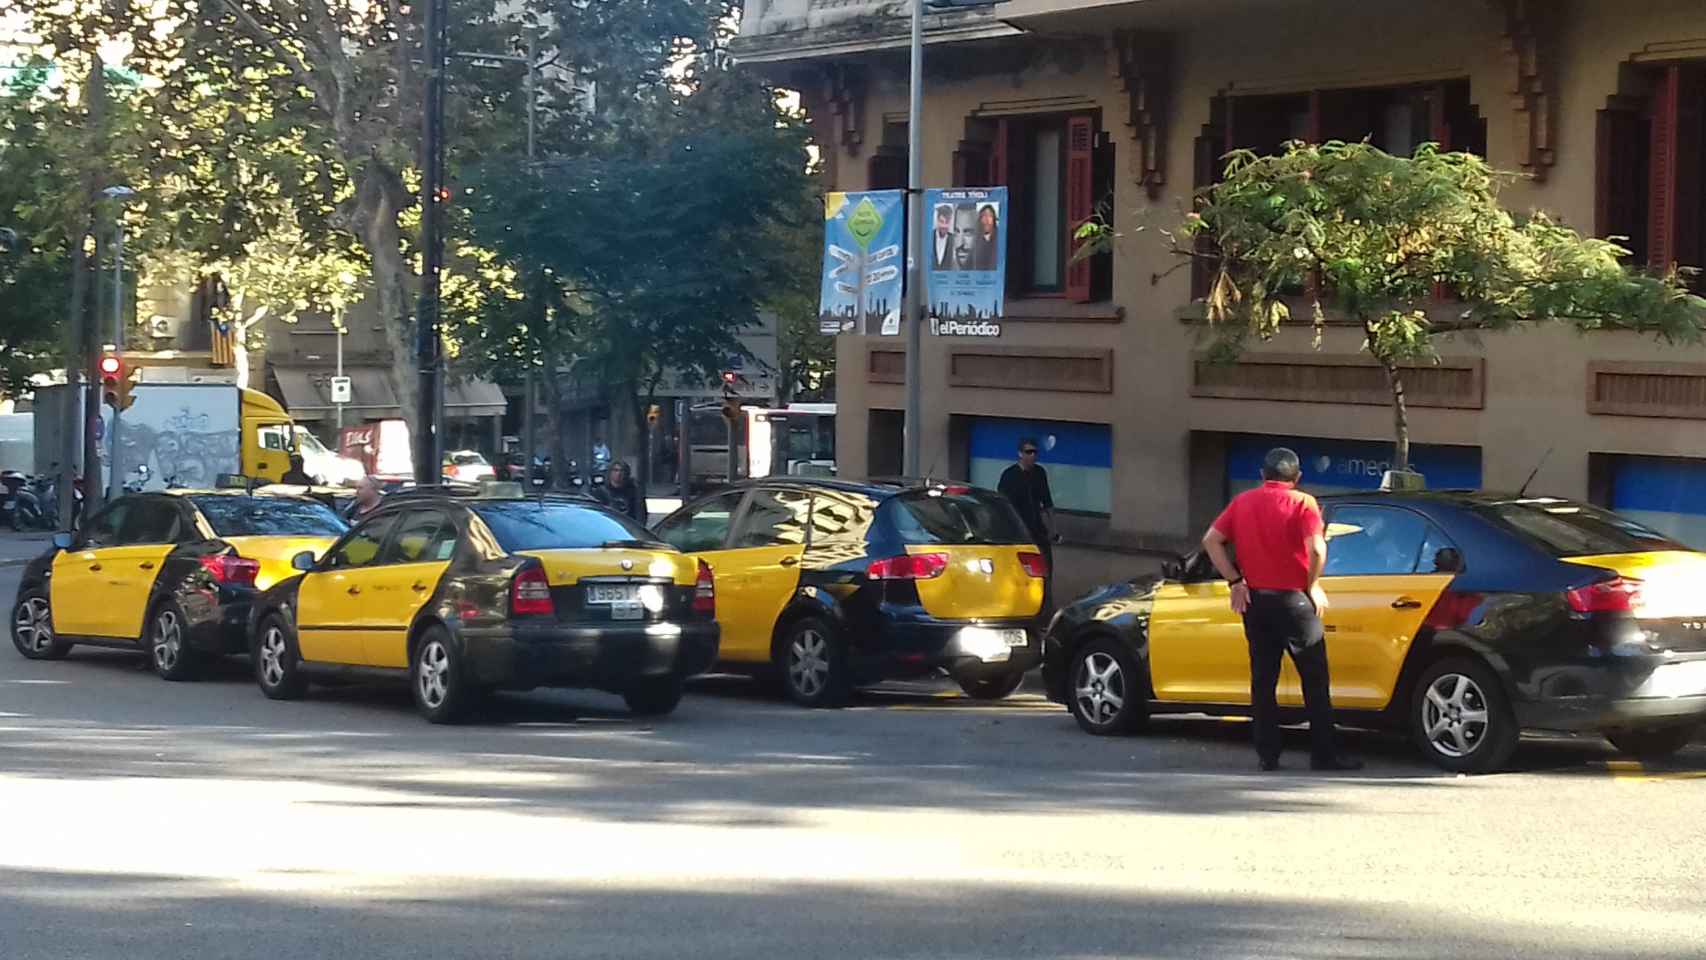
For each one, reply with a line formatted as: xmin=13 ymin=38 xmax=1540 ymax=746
xmin=1606 ymin=725 xmax=1698 ymax=760
xmin=776 ymin=616 xmax=850 ymax=708
xmin=254 ymin=614 xmax=308 ymax=700
xmin=11 ymin=589 xmax=70 ymax=660
xmin=1409 ymin=656 xmax=1518 ymax=774
xmin=1066 ymin=637 xmax=1146 ymax=736
xmin=148 ymin=601 xmax=201 ymax=681
xmin=955 ymin=669 xmax=1027 ymax=701
xmin=411 ymin=625 xmax=471 ymax=724
xmin=624 ymin=676 xmax=686 ymax=717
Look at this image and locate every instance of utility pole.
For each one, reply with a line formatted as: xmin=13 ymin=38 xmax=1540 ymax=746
xmin=79 ymin=57 xmax=108 ymax=520
xmin=101 ymin=186 xmax=136 ymax=502
xmin=415 ymin=0 xmax=448 ymax=483
xmin=901 ymin=0 xmax=925 ymax=478
xmin=523 ymin=29 xmax=538 ymax=490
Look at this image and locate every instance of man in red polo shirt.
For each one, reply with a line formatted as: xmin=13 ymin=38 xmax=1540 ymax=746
xmin=1202 ymin=447 xmax=1362 ymax=772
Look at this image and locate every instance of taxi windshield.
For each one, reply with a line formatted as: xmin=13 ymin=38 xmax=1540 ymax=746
xmin=884 ymin=489 xmax=1030 ymax=545
xmin=473 ymin=501 xmax=668 ymax=552
xmin=192 ymin=496 xmax=348 ymax=537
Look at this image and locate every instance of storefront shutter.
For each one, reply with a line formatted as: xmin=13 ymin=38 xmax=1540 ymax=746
xmin=1065 ymin=115 xmax=1095 ymax=302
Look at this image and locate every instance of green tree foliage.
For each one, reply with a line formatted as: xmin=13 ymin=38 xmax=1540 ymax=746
xmin=0 ymin=65 xmax=79 ymax=396
xmin=1181 ymin=141 xmax=1706 ymax=473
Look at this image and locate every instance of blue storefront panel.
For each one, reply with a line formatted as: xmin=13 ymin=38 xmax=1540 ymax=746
xmin=968 ymin=418 xmax=1112 ymax=515
xmin=1610 ymin=456 xmax=1706 ymax=549
xmin=1225 ymin=435 xmax=1483 ymax=498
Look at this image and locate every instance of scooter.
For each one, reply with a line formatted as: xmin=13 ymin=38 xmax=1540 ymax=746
xmin=0 ymin=471 xmax=49 ymax=531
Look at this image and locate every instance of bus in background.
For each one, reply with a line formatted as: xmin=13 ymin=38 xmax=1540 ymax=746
xmin=687 ymin=402 xmax=835 ymax=488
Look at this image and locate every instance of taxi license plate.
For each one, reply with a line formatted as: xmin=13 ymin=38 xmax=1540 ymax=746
xmin=586 ymin=584 xmax=642 ymax=620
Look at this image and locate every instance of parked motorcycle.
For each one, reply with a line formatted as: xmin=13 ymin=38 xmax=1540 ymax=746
xmin=0 ymin=470 xmax=51 ymax=531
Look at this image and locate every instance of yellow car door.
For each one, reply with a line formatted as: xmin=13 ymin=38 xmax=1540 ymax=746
xmin=704 ymin=487 xmax=811 ymax=663
xmin=358 ymin=508 xmax=459 ymax=668
xmin=1278 ymin=505 xmax=1458 ymax=709
xmin=49 ymin=500 xmax=132 ymax=637
xmin=1147 ymin=557 xmax=1253 ymax=704
xmin=296 ymin=512 xmax=399 ymax=664
xmin=98 ymin=497 xmax=189 ymax=640
xmin=656 ymin=489 xmax=747 ymax=652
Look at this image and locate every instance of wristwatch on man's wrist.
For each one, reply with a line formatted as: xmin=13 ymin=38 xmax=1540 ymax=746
xmin=1229 ymin=576 xmax=1246 ymax=587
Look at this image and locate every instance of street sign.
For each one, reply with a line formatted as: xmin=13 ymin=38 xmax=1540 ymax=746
xmin=330 ymin=376 xmax=353 ymax=404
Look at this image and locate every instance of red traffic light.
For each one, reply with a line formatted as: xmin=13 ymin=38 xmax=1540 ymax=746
xmin=100 ymin=355 xmax=121 ymax=377
xmin=721 ymin=371 xmax=736 ymax=383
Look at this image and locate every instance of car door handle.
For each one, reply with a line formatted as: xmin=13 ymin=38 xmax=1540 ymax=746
xmin=139 ymin=561 xmax=155 ymax=570
xmin=1391 ymin=597 xmax=1423 ymax=609
xmin=88 ymin=563 xmax=102 ymax=571
xmin=411 ymin=581 xmax=429 ymax=592
xmin=779 ymin=556 xmax=799 ymax=567
xmin=347 ymin=585 xmax=362 ymax=595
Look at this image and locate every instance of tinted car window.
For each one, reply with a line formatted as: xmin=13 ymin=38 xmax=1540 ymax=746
xmin=386 ymin=510 xmax=460 ymax=563
xmin=732 ymin=488 xmax=812 ymax=548
xmin=882 ymin=489 xmax=1030 ymax=545
xmin=81 ymin=502 xmax=130 ymax=548
xmin=119 ymin=500 xmax=184 ymax=545
xmin=655 ymin=491 xmax=743 ymax=553
xmin=326 ymin=514 xmax=398 ymax=569
xmin=1486 ymin=499 xmax=1684 ymax=558
xmin=191 ymin=496 xmax=347 ymax=538
xmin=472 ymin=501 xmax=662 ymax=552
xmin=1324 ymin=505 xmax=1432 ymax=576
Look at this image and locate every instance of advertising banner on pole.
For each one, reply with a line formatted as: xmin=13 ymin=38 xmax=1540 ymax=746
xmin=923 ymin=186 xmax=1008 ymax=337
xmin=819 ymin=190 xmax=905 ymax=336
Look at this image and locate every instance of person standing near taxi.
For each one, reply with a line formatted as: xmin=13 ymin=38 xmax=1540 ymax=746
xmin=999 ymin=437 xmax=1057 ymax=607
xmin=1201 ymin=447 xmax=1361 ymax=772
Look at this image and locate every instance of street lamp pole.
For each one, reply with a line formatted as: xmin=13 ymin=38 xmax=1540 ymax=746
xmin=902 ymin=0 xmax=925 ymax=478
xmin=107 ymin=217 xmax=124 ymax=501
xmin=415 ymin=0 xmax=449 ymax=484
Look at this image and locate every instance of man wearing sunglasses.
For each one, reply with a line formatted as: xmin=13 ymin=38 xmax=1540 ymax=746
xmin=998 ymin=437 xmax=1058 ymax=602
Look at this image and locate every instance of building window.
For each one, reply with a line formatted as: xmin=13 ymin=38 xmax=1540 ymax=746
xmin=967 ymin=417 xmax=1112 ymax=516
xmin=1221 ymin=434 xmax=1482 ymax=500
xmin=954 ymin=113 xmax=1113 ymax=302
xmin=1597 ymin=63 xmax=1705 ymax=283
xmin=1589 ymin=453 xmax=1706 ymax=549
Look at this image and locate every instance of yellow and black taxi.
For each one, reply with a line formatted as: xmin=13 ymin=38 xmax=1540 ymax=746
xmin=248 ymin=489 xmax=719 ymax=722
xmin=1043 ymin=492 xmax=1706 ymax=772
xmin=653 ymin=478 xmax=1048 ymax=707
xmin=10 ymin=491 xmax=347 ymax=680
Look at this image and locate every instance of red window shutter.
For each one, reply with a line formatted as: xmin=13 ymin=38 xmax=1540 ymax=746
xmin=1674 ymin=66 xmax=1705 ymax=274
xmin=1065 ymin=115 xmax=1095 ymax=302
xmin=989 ymin=119 xmax=1009 ymax=185
xmin=1649 ymin=65 xmax=1681 ymax=271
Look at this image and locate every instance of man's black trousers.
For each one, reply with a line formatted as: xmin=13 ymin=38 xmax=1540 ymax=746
xmin=1241 ymin=589 xmax=1339 ymax=763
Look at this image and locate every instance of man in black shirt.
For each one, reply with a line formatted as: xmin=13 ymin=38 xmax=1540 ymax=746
xmin=594 ymin=460 xmax=646 ymax=523
xmin=280 ymin=454 xmax=315 ymax=486
xmin=998 ymin=437 xmax=1057 ymax=604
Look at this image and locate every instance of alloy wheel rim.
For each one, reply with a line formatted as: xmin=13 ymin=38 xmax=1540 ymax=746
xmin=789 ymin=630 xmax=828 ymax=698
xmin=418 ymin=640 xmax=450 ymax=708
xmin=153 ymin=610 xmax=181 ymax=671
xmin=259 ymin=627 xmax=287 ymax=688
xmin=1421 ymin=672 xmax=1490 ymax=758
xmin=1074 ymin=652 xmax=1125 ymax=727
xmin=14 ymin=598 xmax=52 ymax=653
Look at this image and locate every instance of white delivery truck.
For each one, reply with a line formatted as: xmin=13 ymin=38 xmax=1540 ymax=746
xmin=112 ymin=384 xmax=297 ymax=490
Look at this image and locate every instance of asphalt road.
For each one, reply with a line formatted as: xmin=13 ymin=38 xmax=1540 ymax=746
xmin=1 ymin=559 xmax=1703 ymax=960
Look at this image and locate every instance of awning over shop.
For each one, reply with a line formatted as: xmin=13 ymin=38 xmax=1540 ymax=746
xmin=271 ymin=366 xmax=507 ymax=422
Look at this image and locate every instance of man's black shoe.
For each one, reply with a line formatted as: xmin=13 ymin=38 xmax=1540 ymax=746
xmin=1310 ymin=755 xmax=1364 ymax=772
xmin=1258 ymin=757 xmax=1282 ymax=772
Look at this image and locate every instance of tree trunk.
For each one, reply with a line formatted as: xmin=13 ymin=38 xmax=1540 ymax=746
xmin=539 ymin=358 xmax=567 ymax=490
xmin=1381 ymin=359 xmax=1411 ymax=474
xmin=350 ymin=164 xmax=419 ymax=440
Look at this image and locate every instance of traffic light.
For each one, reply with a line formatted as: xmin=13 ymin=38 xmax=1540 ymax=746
xmin=100 ymin=353 xmax=136 ymax=410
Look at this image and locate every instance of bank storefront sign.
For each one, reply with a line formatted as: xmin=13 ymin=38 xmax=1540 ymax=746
xmin=1225 ymin=435 xmax=1483 ymax=497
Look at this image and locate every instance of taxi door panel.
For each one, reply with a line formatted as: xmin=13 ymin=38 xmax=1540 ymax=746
xmin=1277 ymin=573 xmax=1453 ymax=709
xmin=50 ymin=549 xmax=107 ymax=636
xmin=95 ymin=545 xmax=176 ymax=639
xmin=703 ymin=545 xmax=804 ymax=663
xmin=295 ymin=571 xmax=367 ymax=664
xmin=1147 ymin=581 xmax=1250 ymax=704
xmin=358 ymin=561 xmax=452 ymax=668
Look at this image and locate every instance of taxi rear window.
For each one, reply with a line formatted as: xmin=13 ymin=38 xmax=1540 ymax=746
xmin=472 ymin=501 xmax=669 ymax=552
xmin=882 ymin=490 xmax=1030 ymax=545
xmin=192 ymin=496 xmax=347 ymax=537
xmin=1484 ymin=499 xmax=1684 ymax=558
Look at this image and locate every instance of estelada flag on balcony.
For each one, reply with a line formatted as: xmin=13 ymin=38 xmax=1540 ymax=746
xmin=819 ymin=190 xmax=904 ymax=336
xmin=209 ymin=317 xmax=238 ymax=367
xmin=923 ymin=187 xmax=1008 ymax=331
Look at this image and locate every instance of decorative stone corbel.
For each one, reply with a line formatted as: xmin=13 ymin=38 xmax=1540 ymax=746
xmin=822 ymin=62 xmax=867 ymax=157
xmin=1110 ymin=30 xmax=1171 ymax=199
xmin=1495 ymin=0 xmax=1557 ymax=181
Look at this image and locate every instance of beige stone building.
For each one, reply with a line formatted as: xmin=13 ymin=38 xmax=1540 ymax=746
xmin=735 ymin=0 xmax=1706 ymax=593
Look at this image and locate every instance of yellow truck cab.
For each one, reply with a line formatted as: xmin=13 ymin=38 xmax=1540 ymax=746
xmin=241 ymin=389 xmax=297 ymax=483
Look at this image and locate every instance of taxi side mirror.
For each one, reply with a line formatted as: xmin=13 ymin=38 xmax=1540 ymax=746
xmin=291 ymin=550 xmax=317 ymax=572
xmin=52 ymin=532 xmax=72 ymax=550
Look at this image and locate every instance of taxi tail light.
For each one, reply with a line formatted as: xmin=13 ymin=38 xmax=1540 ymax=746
xmin=692 ymin=560 xmax=715 ymax=617
xmin=1423 ymin=590 xmax=1484 ymax=631
xmin=1566 ymin=577 xmax=1642 ymax=615
xmin=867 ymin=553 xmax=948 ymax=581
xmin=510 ymin=563 xmax=554 ymax=617
xmin=200 ymin=553 xmax=259 ymax=586
xmin=1018 ymin=551 xmax=1049 ymax=579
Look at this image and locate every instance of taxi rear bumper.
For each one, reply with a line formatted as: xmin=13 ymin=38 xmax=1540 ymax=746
xmin=458 ymin=619 xmax=720 ymax=692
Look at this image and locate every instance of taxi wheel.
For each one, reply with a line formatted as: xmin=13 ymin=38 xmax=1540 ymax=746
xmin=624 ymin=676 xmax=685 ymax=717
xmin=148 ymin=602 xmax=202 ymax=682
xmin=1409 ymin=657 xmax=1518 ymax=774
xmin=11 ymin=590 xmax=70 ymax=660
xmin=411 ymin=626 xmax=470 ymax=724
xmin=254 ymin=615 xmax=307 ymax=700
xmin=1606 ymin=725 xmax=1698 ymax=760
xmin=777 ymin=616 xmax=850 ymax=709
xmin=1067 ymin=637 xmax=1146 ymax=736
xmin=955 ymin=670 xmax=1027 ymax=701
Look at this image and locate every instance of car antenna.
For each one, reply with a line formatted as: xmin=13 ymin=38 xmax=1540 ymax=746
xmin=1517 ymin=446 xmax=1553 ymax=498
